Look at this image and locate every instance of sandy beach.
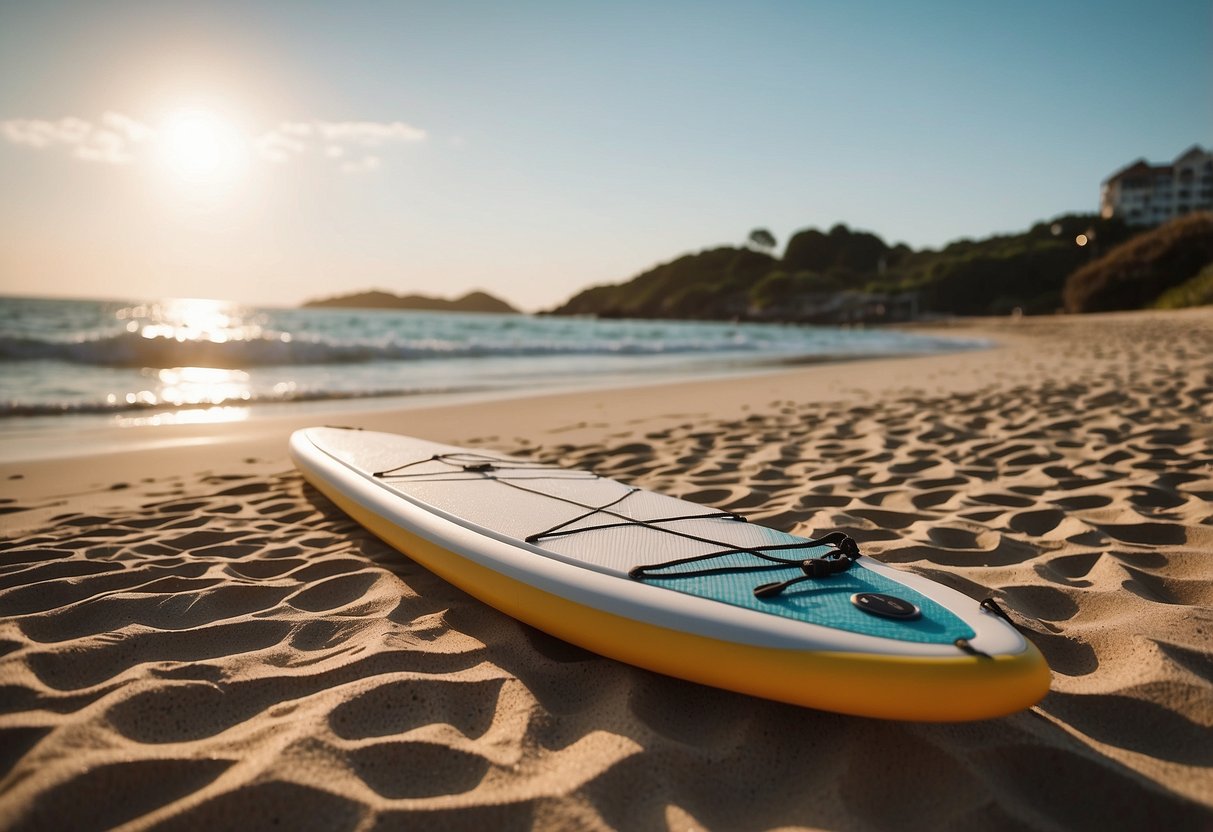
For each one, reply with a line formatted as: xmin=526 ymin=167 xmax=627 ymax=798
xmin=1 ymin=308 xmax=1211 ymax=830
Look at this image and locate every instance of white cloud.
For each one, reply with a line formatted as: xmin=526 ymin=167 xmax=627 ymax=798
xmin=253 ymin=120 xmax=425 ymax=168
xmin=101 ymin=111 xmax=152 ymax=143
xmin=3 ymin=113 xmax=425 ymax=172
xmin=255 ymin=131 xmax=307 ymax=164
xmin=0 ymin=115 xmax=150 ymax=163
xmin=75 ymin=129 xmax=132 ymax=164
xmin=316 ymin=121 xmax=426 ymax=145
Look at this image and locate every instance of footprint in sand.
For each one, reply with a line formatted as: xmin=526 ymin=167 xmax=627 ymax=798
xmin=1098 ymin=521 xmax=1187 ymax=546
xmin=349 ymin=740 xmax=492 ymax=799
xmin=1052 ymin=494 xmax=1113 ymax=510
xmin=1008 ymin=508 xmax=1065 ymax=536
xmin=15 ymin=758 xmax=231 ymax=831
xmin=328 ymin=676 xmax=505 ymax=741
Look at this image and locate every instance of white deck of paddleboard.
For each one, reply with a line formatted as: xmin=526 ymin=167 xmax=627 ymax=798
xmin=292 ymin=427 xmax=1029 ymax=659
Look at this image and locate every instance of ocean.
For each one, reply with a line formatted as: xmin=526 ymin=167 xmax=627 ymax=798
xmin=0 ymin=295 xmax=984 ymax=424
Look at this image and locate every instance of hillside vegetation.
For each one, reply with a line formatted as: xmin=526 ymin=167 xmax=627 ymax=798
xmin=876 ymin=215 xmax=1133 ymax=316
xmin=551 ymin=247 xmax=776 ymax=319
xmin=550 ymin=215 xmax=1142 ymax=321
xmin=1063 ymin=212 xmax=1213 ymax=312
xmin=1153 ymin=263 xmax=1213 ymax=310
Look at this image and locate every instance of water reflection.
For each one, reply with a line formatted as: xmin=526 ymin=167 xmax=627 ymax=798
xmin=115 ymin=406 xmax=250 ymax=427
xmin=101 ymin=365 xmax=256 ymax=411
xmin=116 ymin=297 xmax=286 ymax=345
xmin=156 ymin=366 xmax=252 ymax=405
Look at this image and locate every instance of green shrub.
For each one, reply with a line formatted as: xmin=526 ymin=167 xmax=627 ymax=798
xmin=1063 ymin=213 xmax=1213 ymax=312
xmin=1152 ymin=262 xmax=1213 ymax=309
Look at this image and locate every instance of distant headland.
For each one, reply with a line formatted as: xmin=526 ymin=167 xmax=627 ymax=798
xmin=302 ymin=289 xmax=518 ymax=314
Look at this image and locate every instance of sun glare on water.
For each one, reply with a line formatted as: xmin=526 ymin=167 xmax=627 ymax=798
xmin=109 ymin=298 xmax=272 ymax=424
xmin=153 ymin=108 xmax=249 ymax=192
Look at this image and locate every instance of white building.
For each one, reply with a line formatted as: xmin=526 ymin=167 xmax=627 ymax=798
xmin=1100 ymin=145 xmax=1213 ymax=225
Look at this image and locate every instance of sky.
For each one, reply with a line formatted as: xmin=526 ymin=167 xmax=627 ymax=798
xmin=0 ymin=1 xmax=1209 ymax=312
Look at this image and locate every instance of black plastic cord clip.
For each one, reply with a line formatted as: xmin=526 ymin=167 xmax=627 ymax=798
xmin=753 ymin=547 xmax=857 ymax=598
xmin=979 ymin=597 xmax=1019 ymax=629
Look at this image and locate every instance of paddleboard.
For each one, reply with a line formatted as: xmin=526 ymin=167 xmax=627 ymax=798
xmin=290 ymin=426 xmax=1049 ymax=720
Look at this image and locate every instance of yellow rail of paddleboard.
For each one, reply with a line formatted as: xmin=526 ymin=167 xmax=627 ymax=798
xmin=306 ymin=472 xmax=1050 ymax=722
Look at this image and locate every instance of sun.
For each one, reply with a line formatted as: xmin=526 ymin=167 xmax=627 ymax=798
xmin=153 ymin=108 xmax=249 ymax=191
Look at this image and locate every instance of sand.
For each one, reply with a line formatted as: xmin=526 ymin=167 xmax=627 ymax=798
xmin=1 ymin=308 xmax=1211 ymax=830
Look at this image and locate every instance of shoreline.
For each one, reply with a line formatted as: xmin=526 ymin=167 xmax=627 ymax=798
xmin=0 ymin=294 xmax=978 ymax=432
xmin=0 ymin=329 xmax=990 ymax=460
xmin=1 ymin=308 xmax=1211 ymax=829
xmin=0 ymin=334 xmax=1010 ymax=510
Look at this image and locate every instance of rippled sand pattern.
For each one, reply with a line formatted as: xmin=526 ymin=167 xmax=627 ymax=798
xmin=1 ymin=313 xmax=1211 ymax=829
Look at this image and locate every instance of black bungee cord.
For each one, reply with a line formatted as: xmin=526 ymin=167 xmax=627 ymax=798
xmin=629 ymin=531 xmax=861 ymax=598
xmin=375 ymin=453 xmax=862 ymax=599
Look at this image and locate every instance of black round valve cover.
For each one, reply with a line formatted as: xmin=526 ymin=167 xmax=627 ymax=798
xmin=850 ymin=592 xmax=921 ymax=620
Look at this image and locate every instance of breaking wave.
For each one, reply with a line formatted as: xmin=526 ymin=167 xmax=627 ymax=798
xmin=0 ymin=329 xmax=749 ymax=369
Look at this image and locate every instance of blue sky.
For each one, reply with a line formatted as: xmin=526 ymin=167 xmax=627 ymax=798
xmin=0 ymin=0 xmax=1208 ymax=310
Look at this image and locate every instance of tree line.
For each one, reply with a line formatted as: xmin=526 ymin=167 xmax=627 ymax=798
xmin=549 ymin=213 xmax=1213 ymax=320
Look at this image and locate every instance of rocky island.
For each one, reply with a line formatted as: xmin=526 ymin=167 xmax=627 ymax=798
xmin=303 ymin=289 xmax=518 ymax=314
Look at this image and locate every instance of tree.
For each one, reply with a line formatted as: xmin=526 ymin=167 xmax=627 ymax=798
xmin=748 ymin=228 xmax=777 ymax=253
xmin=782 ymin=228 xmax=835 ymax=272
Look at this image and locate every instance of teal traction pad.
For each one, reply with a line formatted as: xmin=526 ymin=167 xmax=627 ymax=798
xmin=638 ymin=531 xmax=975 ymax=645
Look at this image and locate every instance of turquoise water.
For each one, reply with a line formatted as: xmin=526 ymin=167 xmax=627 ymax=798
xmin=0 ymin=295 xmax=984 ymax=419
